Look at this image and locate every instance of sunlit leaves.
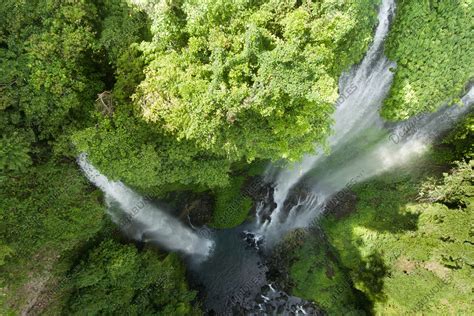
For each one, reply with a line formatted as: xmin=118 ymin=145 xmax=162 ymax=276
xmin=134 ymin=0 xmax=380 ymax=163
xmin=383 ymin=0 xmax=474 ymax=120
xmin=66 ymin=239 xmax=197 ymax=315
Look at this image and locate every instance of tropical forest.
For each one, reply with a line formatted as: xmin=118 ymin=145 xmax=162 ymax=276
xmin=0 ymin=0 xmax=473 ymax=315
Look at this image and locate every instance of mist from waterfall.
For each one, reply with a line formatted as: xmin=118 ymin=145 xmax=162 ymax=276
xmin=285 ymin=88 xmax=473 ymax=232
xmin=258 ymin=0 xmax=396 ymax=238
xmin=72 ymin=1 xmax=473 ymax=312
xmin=77 ymin=154 xmax=214 ymax=259
xmin=76 ymin=0 xmax=471 ymax=273
xmin=257 ymin=0 xmax=473 ymax=242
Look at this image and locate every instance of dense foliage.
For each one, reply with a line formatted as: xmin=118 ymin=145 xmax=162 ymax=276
xmin=382 ymin=0 xmax=474 ymax=119
xmin=289 ymin=137 xmax=474 ymax=314
xmin=66 ymin=239 xmax=199 ymax=315
xmin=0 ymin=1 xmax=201 ymax=314
xmin=131 ymin=0 xmax=379 ymax=163
xmin=210 ymin=176 xmax=253 ymax=228
xmin=0 ymin=0 xmax=103 ymax=166
xmin=0 ymin=162 xmax=105 ymax=313
xmin=1 ymin=0 xmax=472 ymax=314
xmin=75 ymin=0 xmax=381 ymax=194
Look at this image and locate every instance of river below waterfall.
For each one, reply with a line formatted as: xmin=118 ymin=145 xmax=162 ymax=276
xmin=185 ymin=224 xmax=320 ymax=315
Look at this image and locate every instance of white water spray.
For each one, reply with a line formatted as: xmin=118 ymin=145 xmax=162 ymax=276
xmin=258 ymin=0 xmax=473 ymax=242
xmin=259 ymin=0 xmax=397 ymax=236
xmin=77 ymin=154 xmax=214 ymax=258
xmin=287 ymin=88 xmax=473 ymax=230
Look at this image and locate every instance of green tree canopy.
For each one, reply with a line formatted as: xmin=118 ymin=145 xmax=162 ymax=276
xmin=382 ymin=0 xmax=474 ymax=120
xmin=66 ymin=239 xmax=198 ymax=315
xmin=0 ymin=0 xmax=103 ymax=143
xmin=74 ymin=0 xmax=380 ymax=193
xmin=132 ymin=0 xmax=379 ymax=162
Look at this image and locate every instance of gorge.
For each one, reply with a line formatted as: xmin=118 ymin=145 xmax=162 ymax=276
xmin=77 ymin=0 xmax=473 ymax=313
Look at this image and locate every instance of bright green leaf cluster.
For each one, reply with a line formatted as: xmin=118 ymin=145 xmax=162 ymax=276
xmin=133 ymin=0 xmax=380 ymax=162
xmin=66 ymin=239 xmax=198 ymax=315
xmin=383 ymin=0 xmax=474 ymax=120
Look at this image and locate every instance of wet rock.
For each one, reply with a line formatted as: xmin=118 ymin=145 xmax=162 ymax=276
xmin=169 ymin=191 xmax=214 ymax=226
xmin=283 ymin=183 xmax=314 ymax=213
xmin=323 ymin=190 xmax=358 ymax=219
xmin=183 ymin=194 xmax=214 ymax=226
xmin=242 ymin=176 xmax=268 ymax=200
xmin=241 ymin=231 xmax=264 ymax=252
xmin=244 ymin=176 xmax=277 ymax=223
xmin=238 ymin=283 xmax=321 ymax=315
xmin=266 ymin=229 xmax=309 ymax=292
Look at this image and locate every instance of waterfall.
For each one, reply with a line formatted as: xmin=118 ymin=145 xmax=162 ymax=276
xmin=257 ymin=0 xmax=473 ymax=243
xmin=287 ymin=87 xmax=473 ymax=231
xmin=258 ymin=0 xmax=397 ymax=238
xmin=77 ymin=154 xmax=214 ymax=259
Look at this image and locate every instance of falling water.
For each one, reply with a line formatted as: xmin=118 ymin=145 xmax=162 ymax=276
xmin=258 ymin=0 xmax=473 ymax=243
xmin=286 ymin=87 xmax=473 ymax=231
xmin=77 ymin=154 xmax=214 ymax=258
xmin=259 ymin=0 xmax=397 ymax=238
xmin=75 ymin=0 xmax=472 ymax=312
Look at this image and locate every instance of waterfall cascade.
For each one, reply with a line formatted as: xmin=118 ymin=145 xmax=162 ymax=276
xmin=76 ymin=0 xmax=473 ymax=260
xmin=257 ymin=0 xmax=397 ymax=240
xmin=77 ymin=154 xmax=214 ymax=258
xmin=257 ymin=0 xmax=473 ymax=243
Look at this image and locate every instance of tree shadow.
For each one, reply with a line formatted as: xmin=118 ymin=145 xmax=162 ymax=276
xmin=310 ymin=172 xmax=429 ymax=313
xmin=355 ymin=252 xmax=389 ymax=303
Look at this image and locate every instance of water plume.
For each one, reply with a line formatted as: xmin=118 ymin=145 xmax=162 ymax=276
xmin=258 ymin=0 xmax=397 ymax=238
xmin=77 ymin=154 xmax=214 ymax=259
xmin=257 ymin=0 xmax=473 ymax=243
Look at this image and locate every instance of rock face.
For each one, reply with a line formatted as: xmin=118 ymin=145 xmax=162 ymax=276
xmin=266 ymin=229 xmax=307 ymax=291
xmin=182 ymin=175 xmax=359 ymax=314
xmin=323 ymin=189 xmax=358 ymax=219
xmin=165 ymin=190 xmax=214 ymax=227
xmin=242 ymin=176 xmax=271 ymax=201
xmin=246 ymin=176 xmax=277 ymax=224
xmin=176 ymin=175 xmax=277 ymax=229
xmin=182 ymin=194 xmax=214 ymax=227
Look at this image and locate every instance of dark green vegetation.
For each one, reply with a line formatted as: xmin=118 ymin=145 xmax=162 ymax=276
xmin=0 ymin=0 xmax=382 ymax=313
xmin=65 ymin=239 xmax=199 ymax=315
xmin=210 ymin=176 xmax=253 ymax=229
xmin=288 ymin=118 xmax=474 ymax=315
xmin=1 ymin=0 xmax=473 ymax=315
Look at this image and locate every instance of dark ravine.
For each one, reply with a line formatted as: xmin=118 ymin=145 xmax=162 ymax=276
xmin=182 ymin=172 xmax=363 ymax=315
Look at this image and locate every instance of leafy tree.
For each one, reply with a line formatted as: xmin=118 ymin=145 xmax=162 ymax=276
xmin=291 ymin=158 xmax=474 ymax=315
xmin=96 ymin=0 xmax=151 ymax=67
xmin=0 ymin=133 xmax=32 ymax=172
xmin=65 ymin=239 xmax=200 ymax=315
xmin=443 ymin=112 xmax=474 ymax=159
xmin=72 ymin=105 xmax=232 ymax=194
xmin=73 ymin=0 xmax=381 ymax=194
xmin=419 ymin=160 xmax=473 ymax=208
xmin=0 ymin=0 xmax=103 ymax=141
xmin=0 ymin=163 xmax=105 ymax=260
xmin=0 ymin=161 xmax=106 ymax=313
xmin=383 ymin=0 xmax=474 ymax=119
xmin=131 ymin=0 xmax=380 ymax=163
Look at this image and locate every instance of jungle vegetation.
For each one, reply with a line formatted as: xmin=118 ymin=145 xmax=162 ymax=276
xmin=0 ymin=0 xmax=472 ymax=314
